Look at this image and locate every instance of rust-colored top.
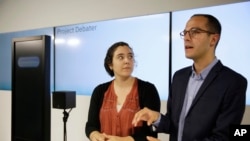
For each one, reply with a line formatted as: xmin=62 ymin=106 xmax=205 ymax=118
xmin=99 ymin=79 xmax=141 ymax=136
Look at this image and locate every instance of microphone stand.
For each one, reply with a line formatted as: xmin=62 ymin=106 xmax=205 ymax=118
xmin=63 ymin=108 xmax=72 ymax=141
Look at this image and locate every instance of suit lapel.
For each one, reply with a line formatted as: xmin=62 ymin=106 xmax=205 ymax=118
xmin=186 ymin=61 xmax=223 ymax=116
xmin=176 ymin=69 xmax=192 ymax=118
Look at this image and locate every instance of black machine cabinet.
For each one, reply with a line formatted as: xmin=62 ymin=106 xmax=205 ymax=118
xmin=11 ymin=35 xmax=51 ymax=141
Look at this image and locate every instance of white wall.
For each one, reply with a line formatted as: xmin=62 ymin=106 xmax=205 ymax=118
xmin=0 ymin=0 xmax=249 ymax=33
xmin=1 ymin=0 xmax=250 ymax=141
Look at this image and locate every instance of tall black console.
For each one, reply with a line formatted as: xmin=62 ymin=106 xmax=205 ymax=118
xmin=11 ymin=35 xmax=51 ymax=141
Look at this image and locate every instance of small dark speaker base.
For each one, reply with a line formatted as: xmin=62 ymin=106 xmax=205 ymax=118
xmin=53 ymin=91 xmax=76 ymax=109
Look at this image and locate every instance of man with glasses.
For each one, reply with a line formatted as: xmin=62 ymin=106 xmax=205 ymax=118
xmin=132 ymin=14 xmax=247 ymax=141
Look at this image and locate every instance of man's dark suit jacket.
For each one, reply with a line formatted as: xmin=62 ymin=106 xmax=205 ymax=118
xmin=157 ymin=61 xmax=247 ymax=141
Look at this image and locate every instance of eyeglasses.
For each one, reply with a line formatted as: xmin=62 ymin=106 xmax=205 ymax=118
xmin=180 ymin=28 xmax=216 ymax=39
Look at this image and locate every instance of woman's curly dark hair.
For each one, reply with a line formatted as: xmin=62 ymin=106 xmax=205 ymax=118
xmin=104 ymin=41 xmax=133 ymax=77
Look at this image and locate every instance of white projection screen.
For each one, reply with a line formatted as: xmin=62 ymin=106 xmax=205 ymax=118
xmin=1 ymin=2 xmax=249 ymax=104
xmin=54 ymin=1 xmax=250 ymax=104
xmin=55 ymin=13 xmax=170 ymax=100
